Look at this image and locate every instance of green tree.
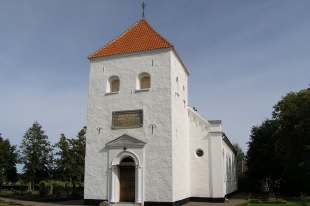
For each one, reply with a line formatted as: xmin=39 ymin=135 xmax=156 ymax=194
xmin=55 ymin=127 xmax=86 ymax=190
xmin=69 ymin=126 xmax=86 ymax=186
xmin=20 ymin=122 xmax=53 ymax=191
xmin=247 ymin=87 xmax=310 ymax=194
xmin=55 ymin=133 xmax=71 ymax=181
xmin=272 ymin=88 xmax=310 ymax=193
xmin=0 ymin=133 xmax=18 ymax=185
xmin=233 ymin=144 xmax=245 ymax=177
xmin=247 ymin=119 xmax=281 ymax=192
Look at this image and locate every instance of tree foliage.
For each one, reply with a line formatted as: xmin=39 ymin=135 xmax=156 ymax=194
xmin=20 ymin=122 xmax=53 ymax=190
xmin=247 ymin=87 xmax=310 ymax=194
xmin=55 ymin=127 xmax=86 ymax=185
xmin=247 ymin=119 xmax=281 ymax=191
xmin=272 ymin=88 xmax=310 ymax=193
xmin=233 ymin=144 xmax=245 ymax=177
xmin=70 ymin=126 xmax=86 ymax=184
xmin=1 ymin=121 xmax=86 ymax=196
xmin=54 ymin=133 xmax=71 ymax=181
xmin=0 ymin=133 xmax=18 ymax=185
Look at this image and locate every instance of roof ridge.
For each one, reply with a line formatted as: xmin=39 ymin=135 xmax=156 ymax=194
xmin=88 ymin=19 xmax=142 ymax=59
xmin=141 ymin=19 xmax=173 ymax=48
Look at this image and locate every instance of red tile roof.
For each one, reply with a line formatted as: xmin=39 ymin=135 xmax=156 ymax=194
xmin=88 ymin=19 xmax=174 ymax=60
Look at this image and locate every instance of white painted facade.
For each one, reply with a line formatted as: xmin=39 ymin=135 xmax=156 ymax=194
xmin=84 ymin=23 xmax=237 ymax=205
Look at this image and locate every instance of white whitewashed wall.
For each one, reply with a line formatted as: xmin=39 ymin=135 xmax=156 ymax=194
xmin=84 ymin=49 xmax=174 ymax=202
xmin=84 ymin=48 xmax=237 ymax=203
xmin=170 ymin=51 xmax=191 ymax=201
xmin=188 ymin=109 xmax=211 ymax=197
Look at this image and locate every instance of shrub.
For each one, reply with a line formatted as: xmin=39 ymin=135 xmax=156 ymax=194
xmin=71 ymin=186 xmax=83 ymax=199
xmin=300 ymin=193 xmax=309 ymax=206
xmin=52 ymin=181 xmax=65 ymax=196
xmin=249 ymin=199 xmax=287 ymax=204
xmin=38 ymin=181 xmax=49 ymax=197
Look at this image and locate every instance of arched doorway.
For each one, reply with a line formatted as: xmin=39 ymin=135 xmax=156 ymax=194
xmin=110 ymin=150 xmax=143 ymax=203
xmin=119 ymin=156 xmax=135 ymax=202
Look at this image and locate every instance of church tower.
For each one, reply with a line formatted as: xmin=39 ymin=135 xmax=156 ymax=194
xmin=84 ymin=17 xmax=237 ymax=206
xmin=84 ymin=18 xmax=191 ymax=205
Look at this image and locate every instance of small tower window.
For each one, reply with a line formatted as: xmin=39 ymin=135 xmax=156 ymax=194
xmin=137 ymin=72 xmax=151 ymax=90
xmin=107 ymin=76 xmax=120 ymax=93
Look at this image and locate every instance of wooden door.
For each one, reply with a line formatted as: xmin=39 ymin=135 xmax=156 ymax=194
xmin=119 ymin=166 xmax=135 ymax=202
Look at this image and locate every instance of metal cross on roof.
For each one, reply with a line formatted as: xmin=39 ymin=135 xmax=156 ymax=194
xmin=142 ymin=1 xmax=146 ymax=18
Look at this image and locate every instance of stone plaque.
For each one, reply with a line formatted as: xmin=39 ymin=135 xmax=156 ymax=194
xmin=112 ymin=110 xmax=143 ymax=129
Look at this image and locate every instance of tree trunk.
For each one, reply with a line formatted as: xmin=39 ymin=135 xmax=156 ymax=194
xmin=72 ymin=181 xmax=76 ymax=196
xmin=28 ymin=181 xmax=32 ymax=192
xmin=49 ymin=182 xmax=53 ymax=195
xmin=32 ymin=181 xmax=35 ymax=191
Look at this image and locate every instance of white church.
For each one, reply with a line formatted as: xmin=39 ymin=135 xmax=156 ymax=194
xmin=84 ymin=18 xmax=237 ymax=206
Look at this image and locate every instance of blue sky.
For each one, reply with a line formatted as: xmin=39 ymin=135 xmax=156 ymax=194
xmin=0 ymin=0 xmax=309 ymax=151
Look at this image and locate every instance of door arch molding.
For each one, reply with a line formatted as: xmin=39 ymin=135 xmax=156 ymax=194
xmin=112 ymin=151 xmax=140 ymax=167
xmin=109 ymin=150 xmax=143 ymax=204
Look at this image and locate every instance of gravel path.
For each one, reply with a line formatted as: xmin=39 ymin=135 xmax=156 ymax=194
xmin=0 ymin=198 xmax=86 ymax=206
xmin=0 ymin=197 xmax=247 ymax=206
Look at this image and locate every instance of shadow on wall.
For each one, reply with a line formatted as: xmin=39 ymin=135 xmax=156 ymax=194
xmin=226 ymin=153 xmax=237 ymax=194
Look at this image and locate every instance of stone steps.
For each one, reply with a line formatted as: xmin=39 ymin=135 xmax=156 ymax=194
xmin=110 ymin=203 xmax=140 ymax=206
xmin=99 ymin=201 xmax=141 ymax=206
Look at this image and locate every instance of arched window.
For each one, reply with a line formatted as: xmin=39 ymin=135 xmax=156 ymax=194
xmin=137 ymin=72 xmax=151 ymax=90
xmin=107 ymin=76 xmax=120 ymax=93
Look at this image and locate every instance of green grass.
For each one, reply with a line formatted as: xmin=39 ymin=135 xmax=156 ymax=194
xmin=249 ymin=202 xmax=310 ymax=206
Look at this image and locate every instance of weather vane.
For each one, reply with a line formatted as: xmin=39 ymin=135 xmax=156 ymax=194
xmin=142 ymin=1 xmax=146 ymax=18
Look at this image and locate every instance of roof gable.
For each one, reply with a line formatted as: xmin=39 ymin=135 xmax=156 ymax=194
xmin=106 ymin=134 xmax=146 ymax=149
xmin=88 ymin=19 xmax=173 ymax=60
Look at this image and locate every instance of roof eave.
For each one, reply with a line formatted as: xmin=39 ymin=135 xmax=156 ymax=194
xmin=88 ymin=47 xmax=174 ymax=62
xmin=222 ymin=133 xmax=237 ymax=155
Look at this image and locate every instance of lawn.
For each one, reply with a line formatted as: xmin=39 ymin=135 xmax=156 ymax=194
xmin=0 ymin=199 xmax=26 ymax=206
xmin=249 ymin=202 xmax=310 ymax=206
